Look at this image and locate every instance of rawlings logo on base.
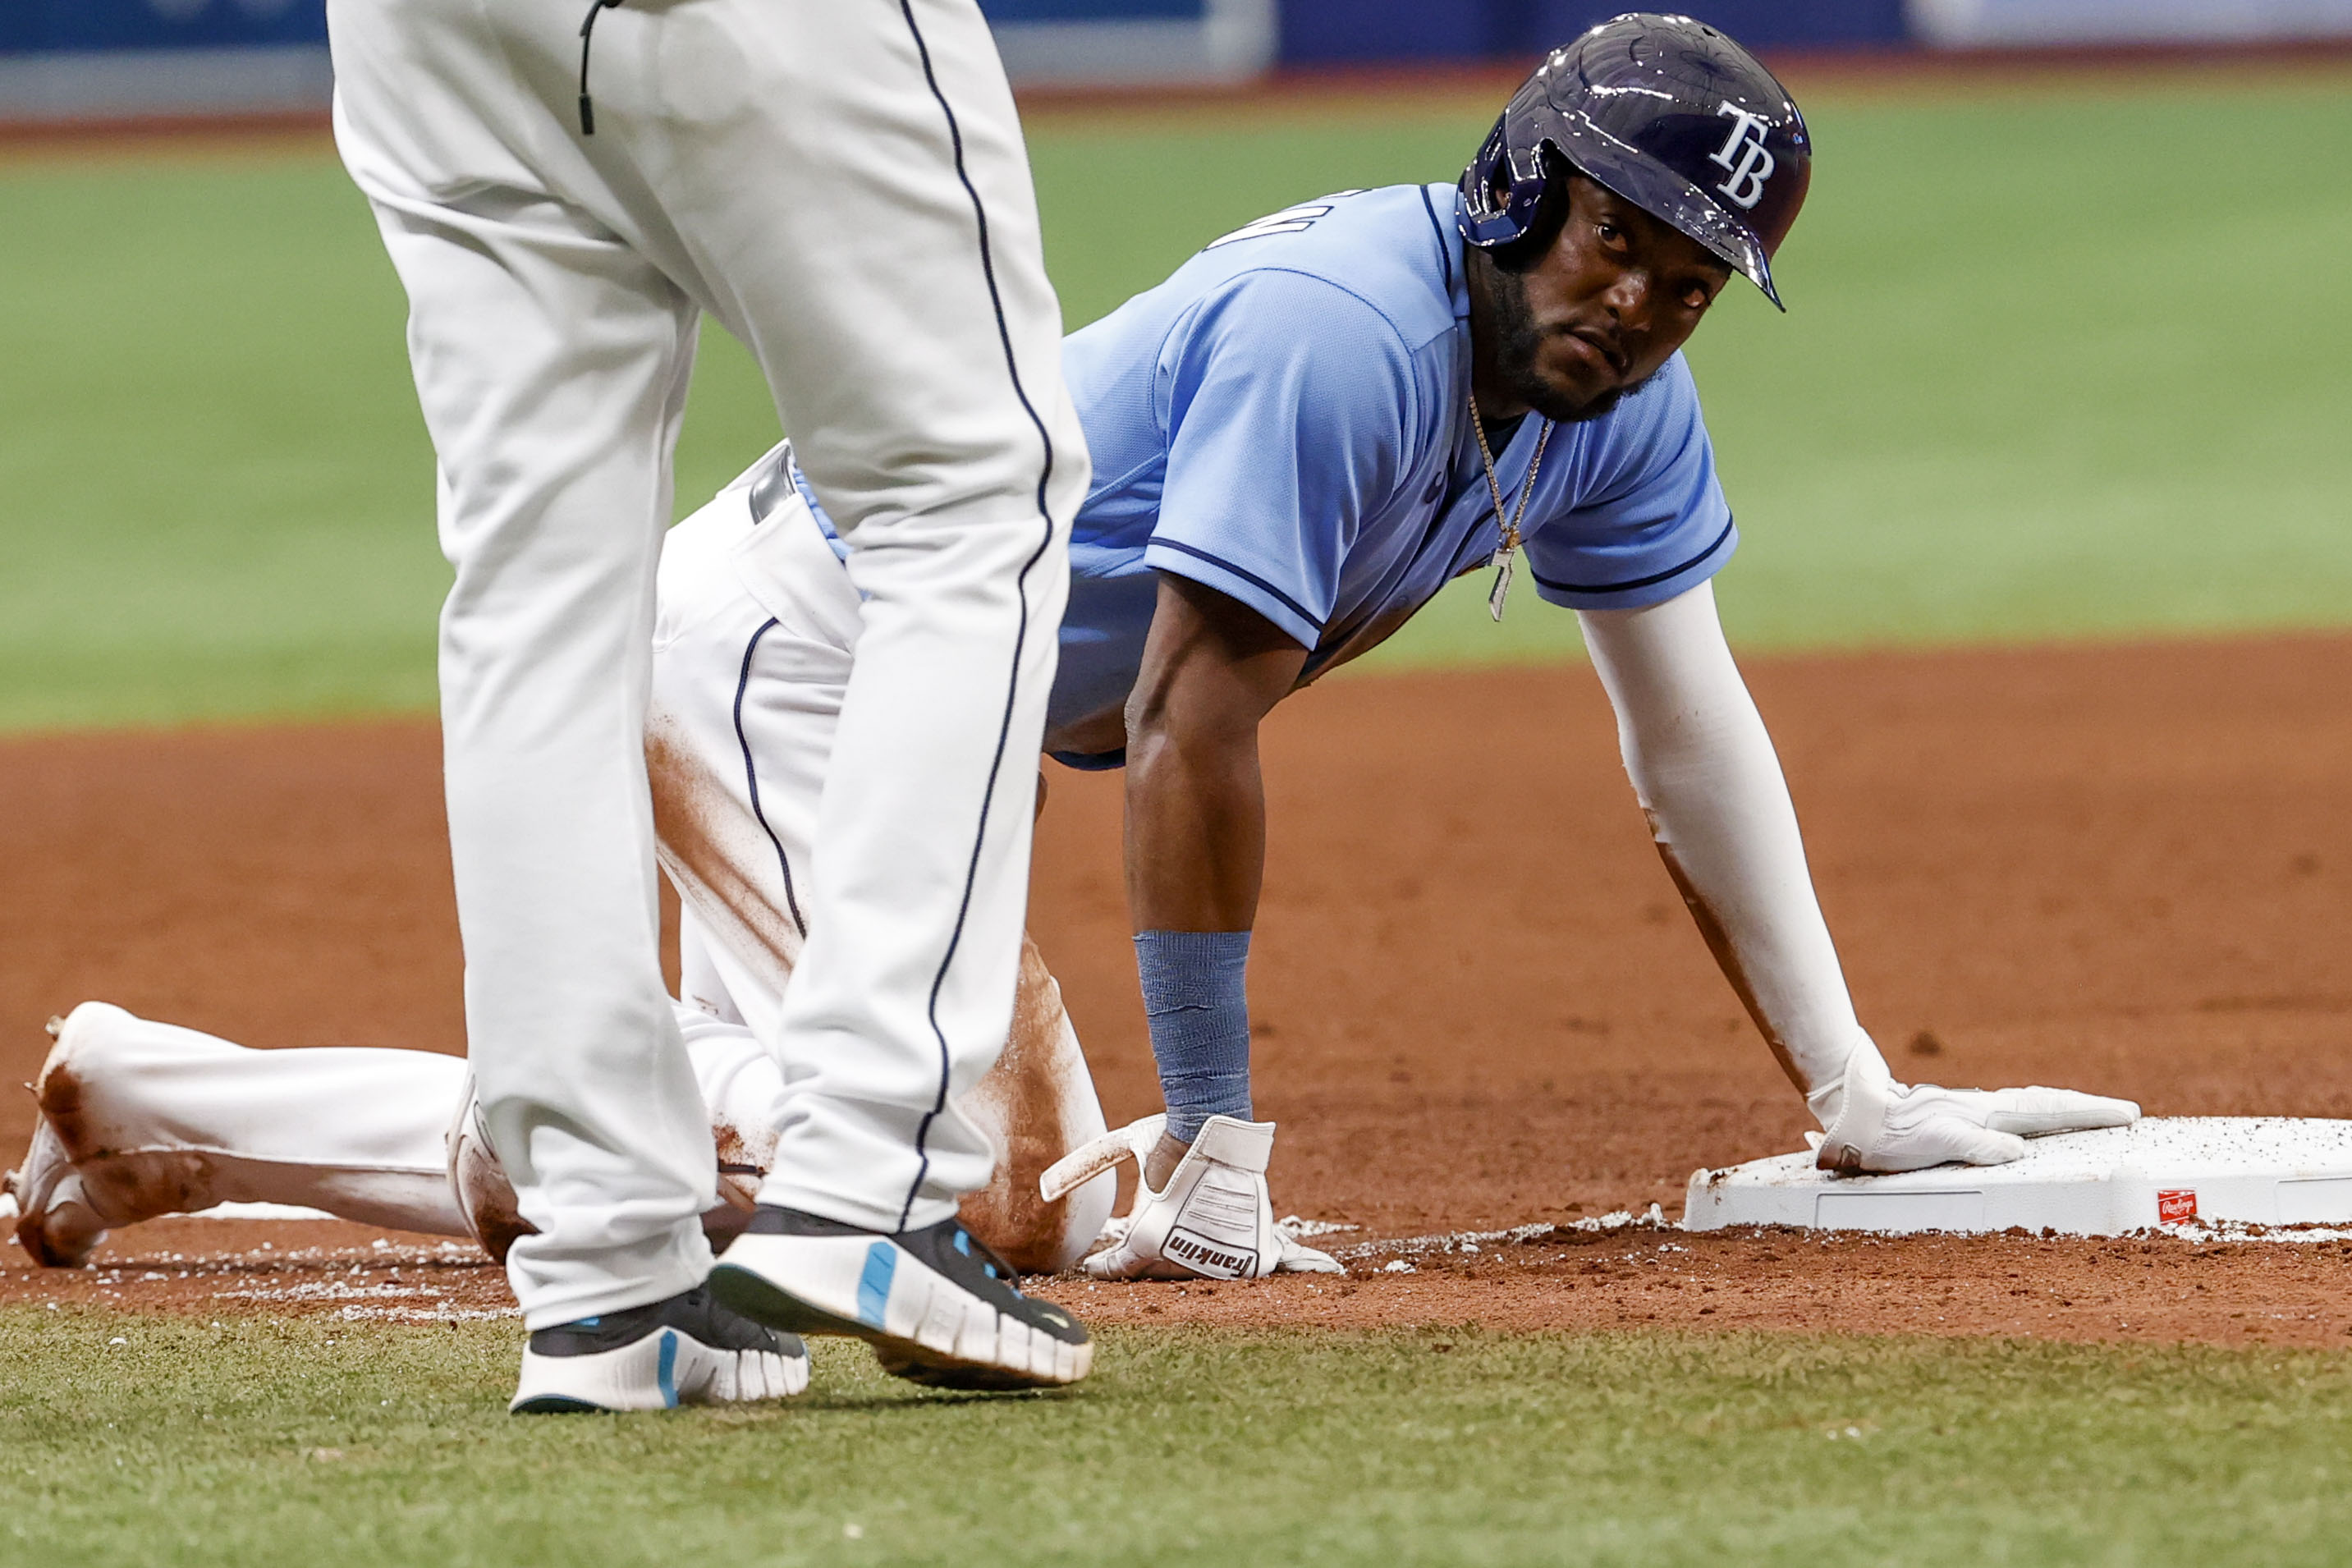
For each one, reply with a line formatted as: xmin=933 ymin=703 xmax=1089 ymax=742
xmin=2157 ymin=1189 xmax=2198 ymax=1225
xmin=1163 ymin=1226 xmax=1258 ymax=1279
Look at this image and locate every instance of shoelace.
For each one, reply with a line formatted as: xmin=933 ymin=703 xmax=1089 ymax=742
xmin=576 ymin=0 xmax=626 ymax=135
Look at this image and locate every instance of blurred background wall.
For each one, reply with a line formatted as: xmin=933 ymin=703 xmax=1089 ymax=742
xmin=0 ymin=0 xmax=330 ymax=121
xmin=6 ymin=0 xmax=2352 ymax=123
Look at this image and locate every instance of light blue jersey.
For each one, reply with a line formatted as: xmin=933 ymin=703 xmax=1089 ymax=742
xmin=1043 ymin=183 xmax=1733 ymax=763
xmin=804 ymin=183 xmax=1735 ymax=768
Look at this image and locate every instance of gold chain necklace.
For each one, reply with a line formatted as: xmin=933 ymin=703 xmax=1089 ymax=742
xmin=1468 ymin=397 xmax=1552 ymax=621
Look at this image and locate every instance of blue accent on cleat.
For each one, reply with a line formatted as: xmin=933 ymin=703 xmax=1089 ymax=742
xmin=657 ymin=1329 xmax=679 ymax=1409
xmin=856 ymin=1241 xmax=896 ymax=1328
xmin=951 ymin=1226 xmax=1002 ymax=1280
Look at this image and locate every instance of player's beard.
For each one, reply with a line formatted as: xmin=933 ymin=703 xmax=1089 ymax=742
xmin=1483 ymin=264 xmax=1640 ymax=425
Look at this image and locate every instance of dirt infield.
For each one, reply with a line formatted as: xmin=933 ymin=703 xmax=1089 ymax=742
xmin=5 ymin=632 xmax=2352 ymax=1343
xmin=17 ymin=1217 xmax=2352 ymax=1351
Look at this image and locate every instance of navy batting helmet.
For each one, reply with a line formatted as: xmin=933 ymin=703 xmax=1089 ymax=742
xmin=1460 ymin=13 xmax=1811 ymax=309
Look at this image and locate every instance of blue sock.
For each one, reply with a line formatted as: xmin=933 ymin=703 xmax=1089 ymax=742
xmin=1132 ymin=929 xmax=1253 ymax=1144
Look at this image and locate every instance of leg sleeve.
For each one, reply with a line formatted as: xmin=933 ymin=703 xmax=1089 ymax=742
xmin=43 ymin=1003 xmax=470 ymax=1237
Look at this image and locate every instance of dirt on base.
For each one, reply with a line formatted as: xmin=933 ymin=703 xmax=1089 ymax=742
xmin=4 ymin=633 xmax=2352 ymax=1346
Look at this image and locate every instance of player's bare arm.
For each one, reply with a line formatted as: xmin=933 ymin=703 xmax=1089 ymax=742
xmin=1123 ymin=573 xmax=1309 ymax=932
xmin=1121 ymin=574 xmax=1308 ymax=1187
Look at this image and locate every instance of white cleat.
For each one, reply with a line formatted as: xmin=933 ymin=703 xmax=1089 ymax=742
xmin=710 ymin=1208 xmax=1093 ymax=1391
xmin=509 ymin=1285 xmax=810 ymax=1414
xmin=1043 ymin=1114 xmax=1342 ymax=1281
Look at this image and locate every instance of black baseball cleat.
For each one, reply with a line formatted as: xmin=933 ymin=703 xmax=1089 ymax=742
xmin=508 ymin=1282 xmax=811 ymax=1414
xmin=709 ymin=1206 xmax=1093 ymax=1391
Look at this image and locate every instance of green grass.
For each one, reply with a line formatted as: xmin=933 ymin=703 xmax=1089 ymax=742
xmin=3 ymin=80 xmax=2350 ymax=727
xmin=6 ymin=1309 xmax=2351 ymax=1565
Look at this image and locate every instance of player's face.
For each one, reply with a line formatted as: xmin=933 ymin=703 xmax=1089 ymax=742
xmin=1474 ymin=175 xmax=1733 ymax=424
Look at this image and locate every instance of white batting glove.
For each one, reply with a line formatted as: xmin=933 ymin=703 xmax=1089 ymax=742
xmin=1040 ymin=1114 xmax=1342 ymax=1281
xmin=1810 ymin=1052 xmax=2140 ymax=1175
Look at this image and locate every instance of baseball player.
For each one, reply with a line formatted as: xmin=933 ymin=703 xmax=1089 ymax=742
xmin=1029 ymin=13 xmax=2134 ymax=1273
xmin=327 ymin=0 xmax=1094 ymax=1409
xmin=16 ymin=15 xmax=2144 ymax=1313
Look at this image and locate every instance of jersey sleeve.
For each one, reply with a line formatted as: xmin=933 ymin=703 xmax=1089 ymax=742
xmin=1520 ymin=353 xmax=1736 ymax=612
xmin=1143 ymin=271 xmax=1419 ymax=649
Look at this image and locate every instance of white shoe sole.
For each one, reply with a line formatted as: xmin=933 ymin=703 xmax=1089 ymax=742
xmin=711 ymin=1231 xmax=1091 ymax=1390
xmin=509 ymin=1327 xmax=810 ymax=1414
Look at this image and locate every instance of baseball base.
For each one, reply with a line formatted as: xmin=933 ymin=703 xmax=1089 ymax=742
xmin=1684 ymin=1117 xmax=2352 ymax=1236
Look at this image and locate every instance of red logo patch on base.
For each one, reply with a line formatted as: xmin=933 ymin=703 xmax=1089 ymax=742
xmin=2157 ymin=1189 xmax=2198 ymax=1225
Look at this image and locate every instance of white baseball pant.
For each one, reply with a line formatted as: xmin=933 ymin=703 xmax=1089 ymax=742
xmin=649 ymin=461 xmax=1114 ymax=1267
xmin=327 ymin=0 xmax=1084 ymax=1325
xmin=27 ymin=1000 xmax=739 ymax=1246
xmin=30 ymin=974 xmax=1112 ymax=1276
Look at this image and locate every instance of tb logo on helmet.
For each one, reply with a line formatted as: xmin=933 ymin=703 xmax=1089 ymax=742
xmin=1709 ymin=103 xmax=1777 ymax=210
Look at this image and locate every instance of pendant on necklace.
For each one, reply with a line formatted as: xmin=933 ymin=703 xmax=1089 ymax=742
xmin=1466 ymin=397 xmax=1551 ymax=628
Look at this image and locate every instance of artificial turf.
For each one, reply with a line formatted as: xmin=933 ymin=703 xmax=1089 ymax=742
xmin=2 ymin=76 xmax=2350 ymax=730
xmin=3 ymin=1308 xmax=2349 ymax=1566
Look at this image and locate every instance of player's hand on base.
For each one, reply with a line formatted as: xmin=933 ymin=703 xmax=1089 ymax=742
xmin=1811 ymin=1054 xmax=2140 ymax=1174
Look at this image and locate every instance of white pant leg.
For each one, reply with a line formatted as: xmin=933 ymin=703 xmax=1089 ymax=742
xmin=677 ymin=918 xmax=749 ymax=1033
xmin=676 ymin=896 xmax=1113 ymax=1273
xmin=42 ymin=1003 xmax=470 ymax=1237
xmin=647 ymin=468 xmax=855 ymax=1060
xmin=328 ymin=0 xmax=1082 ymax=1286
xmin=324 ymin=140 xmax=713 ymax=1324
xmin=599 ymin=0 xmax=1083 ymax=1232
xmin=653 ymin=484 xmax=1112 ymax=1265
xmin=673 ymin=1000 xmax=781 ymax=1213
xmin=650 ymin=475 xmax=1032 ymax=1226
xmin=36 ymin=999 xmax=769 ymax=1252
xmin=687 ymin=486 xmax=1076 ymax=1233
xmin=663 ymin=5 xmax=1084 ymax=1235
